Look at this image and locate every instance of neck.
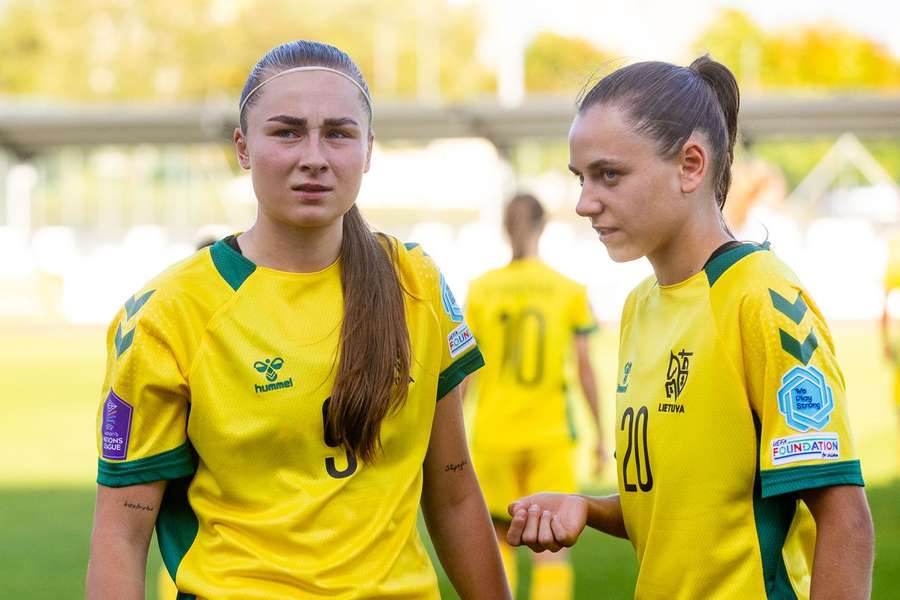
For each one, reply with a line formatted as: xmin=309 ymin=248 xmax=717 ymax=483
xmin=238 ymin=213 xmax=343 ymax=273
xmin=647 ymin=205 xmax=732 ymax=286
xmin=510 ymin=235 xmax=540 ymax=262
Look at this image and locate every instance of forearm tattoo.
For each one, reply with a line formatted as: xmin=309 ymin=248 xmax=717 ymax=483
xmin=444 ymin=459 xmax=469 ymax=472
xmin=123 ymin=500 xmax=155 ymax=512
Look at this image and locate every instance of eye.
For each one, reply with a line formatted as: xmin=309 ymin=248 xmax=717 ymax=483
xmin=274 ymin=129 xmax=299 ymax=138
xmin=326 ymin=128 xmax=354 ymax=139
xmin=602 ymin=170 xmax=619 ymax=182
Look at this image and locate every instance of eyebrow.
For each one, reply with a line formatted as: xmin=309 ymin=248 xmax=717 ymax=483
xmin=264 ymin=115 xmax=360 ymax=128
xmin=569 ymin=158 xmax=624 ymax=174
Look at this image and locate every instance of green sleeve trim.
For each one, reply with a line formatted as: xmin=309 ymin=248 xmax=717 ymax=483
xmin=760 ymin=459 xmax=864 ymax=498
xmin=97 ymin=442 xmax=197 ymax=487
xmin=404 ymin=241 xmax=420 ymax=251
xmin=574 ymin=324 xmax=598 ymax=336
xmin=437 ymin=347 xmax=485 ymax=401
xmin=704 ymin=242 xmax=767 ymax=287
xmin=210 ymin=238 xmax=256 ymax=291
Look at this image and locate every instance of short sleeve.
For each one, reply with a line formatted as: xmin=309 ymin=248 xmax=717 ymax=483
xmin=435 ymin=271 xmax=484 ymax=400
xmin=96 ymin=289 xmax=195 ymax=487
xmin=741 ymin=279 xmax=863 ymax=498
xmin=571 ymin=285 xmax=598 ymax=336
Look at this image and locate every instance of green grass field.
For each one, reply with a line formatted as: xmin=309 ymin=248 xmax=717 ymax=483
xmin=1 ymin=321 xmax=897 ymax=598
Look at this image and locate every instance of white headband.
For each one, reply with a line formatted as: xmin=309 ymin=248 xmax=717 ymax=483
xmin=238 ymin=66 xmax=373 ymax=120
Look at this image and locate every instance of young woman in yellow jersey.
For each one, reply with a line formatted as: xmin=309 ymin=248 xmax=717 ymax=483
xmin=86 ymin=41 xmax=510 ymax=600
xmin=506 ymin=56 xmax=874 ymax=599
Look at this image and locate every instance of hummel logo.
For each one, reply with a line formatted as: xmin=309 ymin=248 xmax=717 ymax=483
xmin=115 ymin=289 xmax=155 ymax=358
xmin=253 ymin=357 xmax=293 ymax=394
xmin=254 ymin=357 xmax=284 ymax=382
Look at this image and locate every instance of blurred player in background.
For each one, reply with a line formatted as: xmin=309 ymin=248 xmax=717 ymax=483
xmin=465 ymin=193 xmax=603 ymax=599
xmin=507 ymin=55 xmax=874 ymax=599
xmin=86 ymin=40 xmax=509 ymax=600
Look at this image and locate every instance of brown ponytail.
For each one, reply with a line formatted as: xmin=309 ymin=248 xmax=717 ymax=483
xmin=689 ymin=54 xmax=740 ymax=208
xmin=328 ymin=205 xmax=410 ymax=464
xmin=578 ymin=54 xmax=741 ymax=209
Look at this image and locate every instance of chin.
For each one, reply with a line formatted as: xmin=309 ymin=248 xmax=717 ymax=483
xmin=604 ymin=243 xmax=644 ymax=263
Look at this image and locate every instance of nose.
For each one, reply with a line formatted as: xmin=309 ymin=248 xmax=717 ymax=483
xmin=298 ymin=135 xmax=329 ymax=175
xmin=575 ymin=185 xmax=603 ymax=218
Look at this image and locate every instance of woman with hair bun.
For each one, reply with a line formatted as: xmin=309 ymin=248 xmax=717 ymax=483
xmin=507 ymin=55 xmax=874 ymax=599
xmin=86 ymin=40 xmax=510 ymax=600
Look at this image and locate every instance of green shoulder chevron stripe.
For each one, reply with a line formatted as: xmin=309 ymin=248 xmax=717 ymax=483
xmin=114 ymin=322 xmax=136 ymax=358
xmin=124 ymin=289 xmax=155 ymax=320
xmin=769 ymin=289 xmax=807 ymax=324
xmin=779 ymin=329 xmax=818 ymax=365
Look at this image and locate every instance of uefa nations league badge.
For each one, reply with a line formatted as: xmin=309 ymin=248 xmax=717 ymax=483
xmin=777 ymin=365 xmax=834 ymax=432
xmin=101 ymin=389 xmax=133 ymax=460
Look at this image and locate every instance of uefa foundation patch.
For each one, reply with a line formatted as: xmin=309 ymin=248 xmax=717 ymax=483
xmin=101 ymin=389 xmax=133 ymax=460
xmin=771 ymin=433 xmax=840 ymax=465
xmin=448 ymin=322 xmax=476 ymax=358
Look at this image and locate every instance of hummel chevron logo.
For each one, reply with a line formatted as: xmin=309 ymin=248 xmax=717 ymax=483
xmin=114 ymin=322 xmax=136 ymax=357
xmin=779 ymin=329 xmax=818 ymax=365
xmin=125 ymin=290 xmax=155 ymax=320
xmin=769 ymin=289 xmax=807 ymax=324
xmin=115 ymin=290 xmax=155 ymax=358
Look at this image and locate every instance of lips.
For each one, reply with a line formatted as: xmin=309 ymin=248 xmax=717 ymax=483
xmin=294 ymin=183 xmax=332 ymax=193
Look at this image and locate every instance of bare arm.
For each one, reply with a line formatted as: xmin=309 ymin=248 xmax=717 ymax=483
xmin=801 ymin=485 xmax=874 ymax=600
xmin=574 ymin=335 xmax=605 ymax=473
xmin=421 ymin=386 xmax=511 ymax=600
xmin=85 ymin=481 xmax=166 ymax=600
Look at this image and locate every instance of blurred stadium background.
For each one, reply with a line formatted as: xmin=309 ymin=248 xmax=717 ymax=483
xmin=1 ymin=0 xmax=899 ymax=598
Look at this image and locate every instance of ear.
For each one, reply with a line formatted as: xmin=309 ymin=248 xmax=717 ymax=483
xmin=678 ymin=136 xmax=708 ymax=195
xmin=234 ymin=127 xmax=251 ymax=170
xmin=363 ymin=133 xmax=374 ymax=173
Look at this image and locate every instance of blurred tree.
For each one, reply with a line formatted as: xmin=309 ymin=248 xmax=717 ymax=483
xmin=695 ymin=8 xmax=900 ymax=91
xmin=0 ymin=0 xmax=492 ymax=102
xmin=524 ymin=31 xmax=612 ymax=94
xmin=692 ymin=9 xmax=766 ymax=91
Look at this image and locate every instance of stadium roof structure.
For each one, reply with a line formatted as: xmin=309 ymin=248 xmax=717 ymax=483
xmin=1 ymin=96 xmax=900 ymax=159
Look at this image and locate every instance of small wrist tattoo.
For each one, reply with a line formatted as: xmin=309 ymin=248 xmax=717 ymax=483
xmin=444 ymin=459 xmax=468 ymax=472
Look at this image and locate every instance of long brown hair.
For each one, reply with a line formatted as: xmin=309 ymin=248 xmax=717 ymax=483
xmin=241 ymin=41 xmax=410 ymax=464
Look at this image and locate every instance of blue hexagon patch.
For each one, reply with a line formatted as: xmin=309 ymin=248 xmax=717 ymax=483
xmin=777 ymin=365 xmax=834 ymax=432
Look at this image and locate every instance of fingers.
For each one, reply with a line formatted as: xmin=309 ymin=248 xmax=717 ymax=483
xmin=550 ymin=513 xmax=575 ymax=547
xmin=521 ymin=504 xmax=541 ymax=549
xmin=507 ymin=500 xmax=527 ymax=518
xmin=538 ymin=510 xmax=561 ymax=552
xmin=507 ymin=508 xmax=527 ymax=546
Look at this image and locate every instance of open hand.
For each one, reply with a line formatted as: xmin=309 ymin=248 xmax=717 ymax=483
xmin=506 ymin=493 xmax=588 ymax=553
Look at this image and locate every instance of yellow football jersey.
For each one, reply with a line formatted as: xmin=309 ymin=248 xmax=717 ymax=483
xmin=465 ymin=258 xmax=596 ymax=451
xmin=96 ymin=237 xmax=483 ymax=600
xmin=615 ymin=243 xmax=863 ymax=600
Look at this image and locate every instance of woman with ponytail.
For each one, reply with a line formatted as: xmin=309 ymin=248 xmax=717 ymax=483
xmin=507 ymin=55 xmax=874 ymax=599
xmin=86 ymin=40 xmax=509 ymax=600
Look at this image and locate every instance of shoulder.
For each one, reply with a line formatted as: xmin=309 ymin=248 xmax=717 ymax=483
xmin=107 ymin=245 xmax=236 ymax=339
xmin=706 ymin=243 xmax=805 ymax=308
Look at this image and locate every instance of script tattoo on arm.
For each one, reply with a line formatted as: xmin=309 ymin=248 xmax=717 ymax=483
xmin=444 ymin=459 xmax=469 ymax=472
xmin=122 ymin=500 xmax=155 ymax=512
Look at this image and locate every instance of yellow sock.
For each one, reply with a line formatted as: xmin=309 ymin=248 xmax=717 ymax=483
xmin=530 ymin=560 xmax=573 ymax=600
xmin=498 ymin=541 xmax=518 ymax=595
